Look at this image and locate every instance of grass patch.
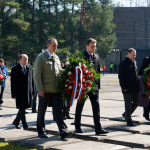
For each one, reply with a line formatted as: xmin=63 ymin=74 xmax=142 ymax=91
xmin=0 ymin=142 xmax=38 ymax=150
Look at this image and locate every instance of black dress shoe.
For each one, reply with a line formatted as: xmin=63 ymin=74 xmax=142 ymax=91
xmin=38 ymin=133 xmax=48 ymax=138
xmin=143 ymin=114 xmax=150 ymax=121
xmin=127 ymin=121 xmax=137 ymax=126
xmin=122 ymin=113 xmax=126 ymax=120
xmin=32 ymin=110 xmax=38 ymax=113
xmin=96 ymin=129 xmax=109 ymax=135
xmin=61 ymin=132 xmax=73 ymax=139
xmin=75 ymin=128 xmax=84 ymax=133
xmin=23 ymin=123 xmax=28 ymax=130
xmin=12 ymin=122 xmax=21 ymax=129
xmin=23 ymin=126 xmax=28 ymax=130
xmin=66 ymin=114 xmax=73 ymax=119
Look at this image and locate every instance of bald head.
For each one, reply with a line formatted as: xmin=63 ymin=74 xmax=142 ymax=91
xmin=19 ymin=54 xmax=28 ymax=66
xmin=46 ymin=38 xmax=57 ymax=45
xmin=127 ymin=48 xmax=136 ymax=60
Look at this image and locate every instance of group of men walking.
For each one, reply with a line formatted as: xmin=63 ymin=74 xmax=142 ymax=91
xmin=10 ymin=38 xmax=108 ymax=139
xmin=8 ymin=38 xmax=150 ymax=140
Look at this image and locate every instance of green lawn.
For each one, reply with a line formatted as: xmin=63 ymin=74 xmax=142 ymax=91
xmin=0 ymin=142 xmax=38 ymax=150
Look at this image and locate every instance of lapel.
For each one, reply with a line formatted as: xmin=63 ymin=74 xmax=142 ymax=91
xmin=19 ymin=63 xmax=25 ymax=75
xmin=19 ymin=63 xmax=28 ymax=76
xmin=84 ymin=51 xmax=90 ymax=60
xmin=26 ymin=64 xmax=29 ymax=75
xmin=84 ymin=50 xmax=96 ymax=65
xmin=92 ymin=53 xmax=96 ymax=64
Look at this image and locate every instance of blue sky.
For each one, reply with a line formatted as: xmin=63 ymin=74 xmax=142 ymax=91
xmin=113 ymin=0 xmax=148 ymax=7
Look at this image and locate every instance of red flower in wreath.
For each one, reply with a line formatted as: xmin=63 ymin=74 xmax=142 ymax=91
xmin=86 ymin=72 xmax=89 ymax=76
xmin=90 ymin=76 xmax=93 ymax=80
xmin=81 ymin=65 xmax=84 ymax=70
xmin=84 ymin=75 xmax=88 ymax=80
xmin=86 ymin=81 xmax=91 ymax=87
xmin=69 ymin=74 xmax=73 ymax=78
xmin=70 ymin=78 xmax=74 ymax=82
xmin=82 ymin=69 xmax=86 ymax=73
xmin=66 ymin=92 xmax=70 ymax=95
xmin=66 ymin=88 xmax=70 ymax=92
xmin=66 ymin=82 xmax=70 ymax=86
xmin=89 ymin=71 xmax=93 ymax=75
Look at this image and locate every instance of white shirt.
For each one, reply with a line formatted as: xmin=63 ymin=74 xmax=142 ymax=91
xmin=46 ymin=49 xmax=54 ymax=58
xmin=20 ymin=63 xmax=26 ymax=69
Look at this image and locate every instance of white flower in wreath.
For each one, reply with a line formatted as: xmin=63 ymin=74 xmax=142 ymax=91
xmin=68 ymin=86 xmax=72 ymax=89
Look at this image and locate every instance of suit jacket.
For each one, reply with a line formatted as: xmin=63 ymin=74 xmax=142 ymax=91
xmin=139 ymin=56 xmax=150 ymax=75
xmin=118 ymin=57 xmax=139 ymax=93
xmin=34 ymin=50 xmax=62 ymax=93
xmin=11 ymin=63 xmax=35 ymax=109
xmin=83 ymin=50 xmax=101 ymax=89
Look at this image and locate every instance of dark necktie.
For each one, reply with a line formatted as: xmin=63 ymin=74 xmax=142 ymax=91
xmin=23 ymin=67 xmax=27 ymax=74
xmin=90 ymin=54 xmax=93 ymax=60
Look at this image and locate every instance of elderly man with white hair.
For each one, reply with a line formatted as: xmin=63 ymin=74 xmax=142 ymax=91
xmin=11 ymin=54 xmax=35 ymax=130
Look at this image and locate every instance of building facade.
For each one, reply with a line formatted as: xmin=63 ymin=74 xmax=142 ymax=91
xmin=103 ymin=7 xmax=150 ymax=72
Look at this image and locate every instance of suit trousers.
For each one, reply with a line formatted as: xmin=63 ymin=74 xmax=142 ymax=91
xmin=75 ymin=92 xmax=101 ymax=132
xmin=32 ymin=92 xmax=38 ymax=111
xmin=123 ymin=92 xmax=139 ymax=122
xmin=13 ymin=109 xmax=27 ymax=127
xmin=37 ymin=93 xmax=67 ymax=135
xmin=0 ymin=87 xmax=5 ymax=104
xmin=144 ymin=100 xmax=150 ymax=116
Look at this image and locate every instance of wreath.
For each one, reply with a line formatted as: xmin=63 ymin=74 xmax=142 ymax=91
xmin=57 ymin=53 xmax=100 ymax=107
xmin=143 ymin=65 xmax=150 ymax=96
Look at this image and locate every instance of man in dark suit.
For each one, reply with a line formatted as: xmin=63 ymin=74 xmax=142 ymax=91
xmin=139 ymin=56 xmax=150 ymax=121
xmin=11 ymin=54 xmax=35 ymax=130
xmin=75 ymin=38 xmax=109 ymax=135
xmin=119 ymin=48 xmax=139 ymax=126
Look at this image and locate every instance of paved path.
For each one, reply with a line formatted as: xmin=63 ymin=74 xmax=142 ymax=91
xmin=0 ymin=74 xmax=150 ymax=150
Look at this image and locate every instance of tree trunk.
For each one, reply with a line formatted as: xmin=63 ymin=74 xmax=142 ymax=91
xmin=39 ymin=0 xmax=43 ymax=45
xmin=48 ymin=0 xmax=51 ymax=33
xmin=56 ymin=0 xmax=58 ymax=22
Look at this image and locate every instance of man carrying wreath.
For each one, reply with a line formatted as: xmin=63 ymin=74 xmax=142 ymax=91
xmin=139 ymin=56 xmax=150 ymax=121
xmin=34 ymin=38 xmax=72 ymax=139
xmin=75 ymin=38 xmax=109 ymax=135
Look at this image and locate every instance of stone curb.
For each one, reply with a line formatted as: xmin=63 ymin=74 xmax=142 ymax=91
xmin=103 ymin=138 xmax=150 ymax=149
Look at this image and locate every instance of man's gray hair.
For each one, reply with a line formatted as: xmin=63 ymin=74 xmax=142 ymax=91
xmin=128 ymin=48 xmax=136 ymax=54
xmin=19 ymin=54 xmax=28 ymax=59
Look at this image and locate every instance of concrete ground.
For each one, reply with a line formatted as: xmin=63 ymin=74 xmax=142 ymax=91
xmin=0 ymin=74 xmax=150 ymax=150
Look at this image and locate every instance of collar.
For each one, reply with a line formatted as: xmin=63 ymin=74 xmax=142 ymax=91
xmin=126 ymin=57 xmax=135 ymax=63
xmin=20 ymin=63 xmax=27 ymax=68
xmin=46 ymin=49 xmax=54 ymax=58
xmin=86 ymin=49 xmax=93 ymax=56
